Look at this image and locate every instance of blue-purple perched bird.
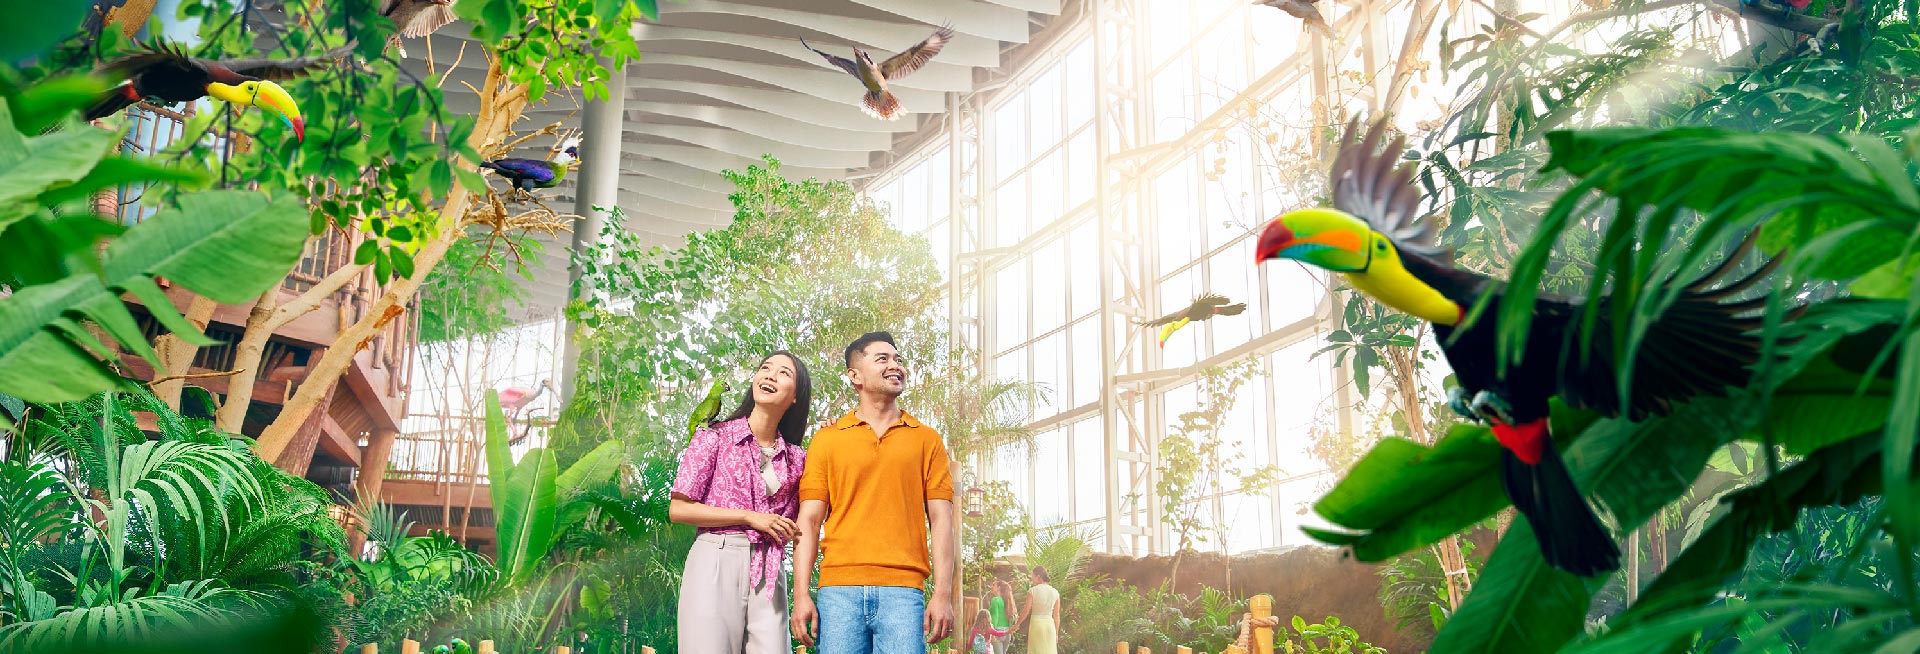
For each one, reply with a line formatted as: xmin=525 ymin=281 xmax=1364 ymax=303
xmin=480 ymin=145 xmax=576 ymax=192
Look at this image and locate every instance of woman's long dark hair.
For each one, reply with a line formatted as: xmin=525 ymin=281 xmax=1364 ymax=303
xmin=717 ymin=351 xmax=812 ymax=446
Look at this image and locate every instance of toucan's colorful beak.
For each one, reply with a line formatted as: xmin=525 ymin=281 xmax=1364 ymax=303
xmin=1255 ymin=208 xmax=1373 ymax=273
xmin=248 ymin=80 xmax=305 ymax=142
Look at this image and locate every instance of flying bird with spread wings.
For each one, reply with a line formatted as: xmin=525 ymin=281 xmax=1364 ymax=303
xmin=1137 ymin=294 xmax=1247 ymax=348
xmin=801 ymin=23 xmax=955 ymax=121
xmin=85 ymin=42 xmax=352 ymax=141
xmin=1255 ymin=118 xmax=1794 ymax=576
xmin=381 ymin=0 xmax=460 ymax=57
xmin=1254 ymin=0 xmax=1335 ymax=40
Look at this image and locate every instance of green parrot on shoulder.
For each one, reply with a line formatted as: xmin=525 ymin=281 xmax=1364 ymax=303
xmin=688 ymin=380 xmax=729 ymax=439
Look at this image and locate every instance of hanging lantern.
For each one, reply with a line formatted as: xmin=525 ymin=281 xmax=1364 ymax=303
xmin=964 ymin=474 xmax=987 ymax=518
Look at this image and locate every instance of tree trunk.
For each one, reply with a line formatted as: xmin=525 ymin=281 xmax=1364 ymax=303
xmin=1381 ymin=0 xmax=1443 ymax=117
xmin=1624 ymin=528 xmax=1640 ymax=603
xmin=273 ymin=385 xmax=335 ymax=477
xmin=102 ymin=0 xmax=157 ymax=38
xmin=255 ymin=60 xmax=529 ymax=463
xmin=213 ymin=260 xmax=367 ymax=434
xmin=151 ymin=295 xmax=219 ymax=410
xmin=214 ymin=287 xmax=283 ymax=432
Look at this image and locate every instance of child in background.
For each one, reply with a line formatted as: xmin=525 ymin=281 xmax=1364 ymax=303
xmin=967 ymin=608 xmax=1012 ymax=654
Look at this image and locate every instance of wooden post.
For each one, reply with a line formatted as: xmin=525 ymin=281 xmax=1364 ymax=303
xmin=1139 ymin=647 xmax=1152 ymax=654
xmin=359 ymin=645 xmax=378 ymax=654
xmin=950 ymin=461 xmax=965 ymax=654
xmin=1179 ymin=647 xmax=1194 ymax=654
xmin=476 ymin=641 xmax=494 ymax=654
xmin=1251 ymin=594 xmax=1275 ymax=654
xmin=641 ymin=648 xmax=655 ymax=654
xmin=556 ymin=647 xmax=570 ymax=654
xmin=400 ymin=639 xmax=420 ymax=654
xmin=1117 ymin=642 xmax=1129 ymax=654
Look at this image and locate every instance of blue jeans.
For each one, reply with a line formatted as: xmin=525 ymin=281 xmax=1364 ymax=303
xmin=816 ymin=586 xmax=925 ymax=654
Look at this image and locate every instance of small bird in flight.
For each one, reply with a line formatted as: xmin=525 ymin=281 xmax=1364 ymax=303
xmin=802 ymin=23 xmax=955 ymax=121
xmin=1137 ymin=294 xmax=1247 ymax=348
xmin=1255 ymin=0 xmax=1336 ymax=40
xmin=381 ymin=0 xmax=460 ymax=58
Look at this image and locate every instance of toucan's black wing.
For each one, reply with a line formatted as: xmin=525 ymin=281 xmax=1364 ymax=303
xmin=801 ymin=38 xmax=860 ymax=77
xmin=1330 ymin=118 xmax=1446 ymax=260
xmin=98 ymin=42 xmax=198 ymax=79
xmin=1136 ymin=304 xmax=1190 ymax=327
xmin=1545 ymin=234 xmax=1790 ymax=421
xmin=219 ymin=45 xmax=353 ymax=80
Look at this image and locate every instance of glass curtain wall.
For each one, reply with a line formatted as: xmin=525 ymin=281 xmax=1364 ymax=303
xmin=861 ymin=0 xmax=1742 ymax=556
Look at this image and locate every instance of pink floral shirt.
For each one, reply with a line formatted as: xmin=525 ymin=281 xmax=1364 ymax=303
xmin=672 ymin=417 xmax=807 ymax=597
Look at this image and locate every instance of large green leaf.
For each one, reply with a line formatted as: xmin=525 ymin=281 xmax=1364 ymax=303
xmin=0 ymin=277 xmax=134 ymax=403
xmin=102 ymin=191 xmax=309 ymax=303
xmin=1306 ymin=401 xmax=1600 ymax=560
xmin=1429 ymin=395 xmax=1752 ymax=654
xmin=0 ymin=100 xmax=115 ymax=228
xmin=37 ymin=156 xmax=209 ymax=208
xmin=485 ymin=392 xmax=559 ymax=587
xmin=1586 ymin=433 xmax=1887 ymax=654
xmin=0 ymin=2 xmax=91 ymax=63
xmin=1502 ymin=128 xmax=1919 ymax=380
xmin=556 ymin=440 xmax=626 ymax=499
xmin=0 ymin=75 xmax=113 ymax=135
xmin=0 ymin=189 xmax=307 ymax=403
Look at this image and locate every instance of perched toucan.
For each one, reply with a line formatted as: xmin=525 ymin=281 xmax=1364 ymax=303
xmin=1255 ymin=119 xmax=1787 ymax=576
xmin=1137 ymin=294 xmax=1247 ymax=348
xmin=801 ymin=24 xmax=954 ymax=121
xmin=480 ymin=145 xmax=577 ymax=192
xmin=85 ymin=42 xmax=349 ymax=141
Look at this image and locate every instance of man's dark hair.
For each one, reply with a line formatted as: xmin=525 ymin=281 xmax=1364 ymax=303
xmin=844 ymin=331 xmax=897 ymax=369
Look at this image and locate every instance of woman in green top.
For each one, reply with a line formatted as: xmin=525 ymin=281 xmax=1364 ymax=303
xmin=987 ymin=579 xmax=1014 ymax=654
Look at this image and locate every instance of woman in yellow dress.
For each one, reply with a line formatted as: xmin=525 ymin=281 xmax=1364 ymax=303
xmin=1015 ymin=566 xmax=1060 ymax=654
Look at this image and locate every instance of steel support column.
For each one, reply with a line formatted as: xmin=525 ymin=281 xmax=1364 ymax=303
xmin=560 ymin=56 xmax=628 ymax=401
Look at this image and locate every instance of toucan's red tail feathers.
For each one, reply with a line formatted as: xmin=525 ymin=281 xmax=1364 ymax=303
xmin=1500 ymin=446 xmax=1620 ymax=576
xmin=84 ymin=86 xmax=140 ymax=121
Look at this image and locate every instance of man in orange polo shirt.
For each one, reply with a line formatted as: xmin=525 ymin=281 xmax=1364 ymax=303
xmin=790 ymin=332 xmax=957 ymax=653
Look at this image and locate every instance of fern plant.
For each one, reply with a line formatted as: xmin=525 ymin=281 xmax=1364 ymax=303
xmin=0 ymin=391 xmax=346 ymax=651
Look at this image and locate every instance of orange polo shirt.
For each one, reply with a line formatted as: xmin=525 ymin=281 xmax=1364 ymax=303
xmin=799 ymin=410 xmax=954 ymax=588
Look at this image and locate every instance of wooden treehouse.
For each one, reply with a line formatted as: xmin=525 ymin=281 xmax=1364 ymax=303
xmin=108 ymin=105 xmax=496 ymax=555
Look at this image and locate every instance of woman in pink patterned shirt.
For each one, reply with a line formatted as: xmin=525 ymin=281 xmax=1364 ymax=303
xmin=670 ymin=351 xmax=813 ymax=654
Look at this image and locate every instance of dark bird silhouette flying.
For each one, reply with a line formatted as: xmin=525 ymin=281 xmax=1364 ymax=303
xmin=1136 ymin=294 xmax=1247 ymax=348
xmin=1255 ymin=0 xmax=1336 ymax=40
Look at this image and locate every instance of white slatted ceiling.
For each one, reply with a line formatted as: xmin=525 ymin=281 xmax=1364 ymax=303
xmin=397 ymin=0 xmax=1057 ymax=315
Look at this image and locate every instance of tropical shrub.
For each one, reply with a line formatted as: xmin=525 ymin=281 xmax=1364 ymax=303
xmin=0 ymin=77 xmax=307 ymax=408
xmin=1281 ymin=615 xmax=1388 ymax=654
xmin=0 ymin=391 xmax=345 ymax=651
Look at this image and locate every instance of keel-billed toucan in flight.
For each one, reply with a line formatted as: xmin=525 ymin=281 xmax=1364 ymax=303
xmin=85 ymin=42 xmax=350 ymax=141
xmin=1137 ymin=294 xmax=1247 ymax=348
xmin=1256 ymin=119 xmax=1786 ymax=576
